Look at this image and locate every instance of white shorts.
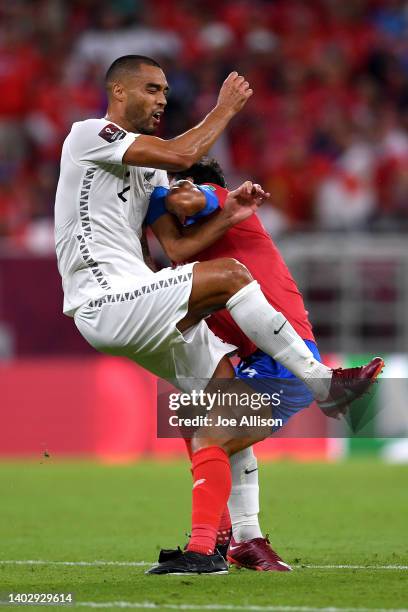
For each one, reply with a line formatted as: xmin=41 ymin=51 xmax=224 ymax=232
xmin=74 ymin=263 xmax=236 ymax=392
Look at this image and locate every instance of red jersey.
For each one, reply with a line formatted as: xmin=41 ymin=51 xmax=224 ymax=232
xmin=186 ymin=184 xmax=315 ymax=358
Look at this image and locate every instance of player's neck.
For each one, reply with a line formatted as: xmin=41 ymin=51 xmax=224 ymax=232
xmin=105 ymin=109 xmax=133 ymax=133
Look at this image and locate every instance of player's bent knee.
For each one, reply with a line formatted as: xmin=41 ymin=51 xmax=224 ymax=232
xmin=220 ymin=258 xmax=253 ymax=294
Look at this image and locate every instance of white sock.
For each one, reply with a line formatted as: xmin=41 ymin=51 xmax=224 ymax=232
xmin=226 ymin=281 xmax=331 ymax=400
xmin=228 ymin=447 xmax=263 ymax=542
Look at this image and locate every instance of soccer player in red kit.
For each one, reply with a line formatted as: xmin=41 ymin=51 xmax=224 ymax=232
xmin=145 ymin=158 xmax=381 ymax=572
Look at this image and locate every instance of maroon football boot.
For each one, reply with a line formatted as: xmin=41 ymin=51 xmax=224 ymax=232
xmin=318 ymin=357 xmax=384 ymax=416
xmin=227 ymin=536 xmax=292 ymax=572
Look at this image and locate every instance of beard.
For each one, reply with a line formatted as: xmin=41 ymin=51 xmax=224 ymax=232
xmin=125 ymin=103 xmax=157 ymax=135
xmin=139 ymin=124 xmax=156 ymax=135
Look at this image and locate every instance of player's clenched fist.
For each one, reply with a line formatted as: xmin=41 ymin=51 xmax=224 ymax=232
xmin=217 ymin=72 xmax=253 ymax=115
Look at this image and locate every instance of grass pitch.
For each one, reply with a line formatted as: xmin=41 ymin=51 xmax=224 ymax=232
xmin=0 ymin=459 xmax=407 ymax=611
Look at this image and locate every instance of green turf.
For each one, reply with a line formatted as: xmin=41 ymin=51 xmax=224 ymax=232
xmin=0 ymin=459 xmax=407 ymax=611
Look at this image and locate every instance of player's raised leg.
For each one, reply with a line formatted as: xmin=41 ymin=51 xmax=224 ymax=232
xmin=179 ymin=257 xmax=384 ymax=414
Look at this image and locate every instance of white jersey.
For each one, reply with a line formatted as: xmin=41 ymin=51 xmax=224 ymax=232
xmin=55 ymin=117 xmax=169 ymax=316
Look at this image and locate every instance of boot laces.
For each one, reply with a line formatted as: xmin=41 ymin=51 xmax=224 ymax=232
xmin=331 ymin=365 xmax=362 ymax=381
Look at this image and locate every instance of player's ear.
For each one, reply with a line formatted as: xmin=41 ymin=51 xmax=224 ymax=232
xmin=112 ymin=82 xmax=125 ymax=102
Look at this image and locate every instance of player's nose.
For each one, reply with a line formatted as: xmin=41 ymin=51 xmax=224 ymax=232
xmin=157 ymin=91 xmax=167 ymax=107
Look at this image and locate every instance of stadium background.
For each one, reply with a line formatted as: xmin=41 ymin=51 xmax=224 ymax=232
xmin=1 ymin=0 xmax=408 ymax=462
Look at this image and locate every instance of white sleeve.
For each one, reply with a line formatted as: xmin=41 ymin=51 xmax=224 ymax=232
xmin=68 ymin=118 xmax=139 ymax=166
xmin=154 ymin=169 xmax=170 ymax=189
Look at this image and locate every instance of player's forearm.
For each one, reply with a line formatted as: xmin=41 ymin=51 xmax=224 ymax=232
xmin=165 ymin=106 xmax=234 ymax=169
xmin=169 ymin=212 xmax=232 ymax=263
xmin=123 ymin=105 xmax=234 ymax=172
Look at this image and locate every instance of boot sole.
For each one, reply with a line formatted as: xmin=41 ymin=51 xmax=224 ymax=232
xmin=227 ymin=554 xmax=291 ymax=572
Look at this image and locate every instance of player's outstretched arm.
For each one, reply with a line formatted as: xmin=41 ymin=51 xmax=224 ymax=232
xmin=150 ymin=182 xmax=268 ymax=263
xmin=150 ymin=212 xmax=231 ymax=263
xmin=123 ymin=73 xmax=253 ymax=171
xmin=165 ymin=181 xmax=268 ymax=225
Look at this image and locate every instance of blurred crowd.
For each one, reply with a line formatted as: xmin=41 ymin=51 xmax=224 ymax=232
xmin=1 ymin=0 xmax=408 ymax=252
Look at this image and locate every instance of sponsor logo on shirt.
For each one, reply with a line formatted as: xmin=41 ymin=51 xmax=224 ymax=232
xmin=98 ymin=123 xmax=127 ymax=143
xmin=144 ymin=170 xmax=156 ymax=181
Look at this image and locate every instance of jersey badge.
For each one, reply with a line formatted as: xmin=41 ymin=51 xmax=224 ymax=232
xmin=98 ymin=123 xmax=127 ymax=143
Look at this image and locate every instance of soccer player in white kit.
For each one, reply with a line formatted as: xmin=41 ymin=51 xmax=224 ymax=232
xmin=55 ymin=55 xmax=383 ymax=575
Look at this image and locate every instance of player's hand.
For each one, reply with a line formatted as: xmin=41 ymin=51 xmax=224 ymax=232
xmin=222 ymin=181 xmax=270 ymax=226
xmin=216 ymin=72 xmax=253 ymax=115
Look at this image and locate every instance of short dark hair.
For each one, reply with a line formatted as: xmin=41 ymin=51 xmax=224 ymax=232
xmin=105 ymin=55 xmax=162 ymax=89
xmin=173 ymin=157 xmax=227 ymax=188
